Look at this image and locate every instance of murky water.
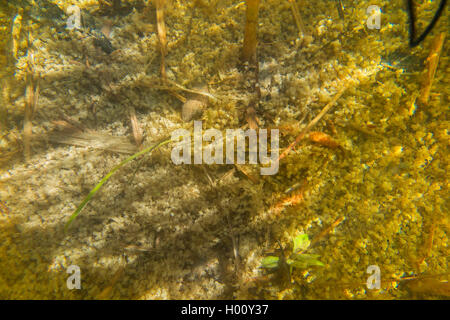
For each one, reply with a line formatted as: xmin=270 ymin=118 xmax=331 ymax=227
xmin=0 ymin=0 xmax=448 ymax=299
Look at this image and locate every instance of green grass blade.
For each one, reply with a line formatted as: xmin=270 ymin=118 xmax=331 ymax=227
xmin=64 ymin=137 xmax=172 ymax=232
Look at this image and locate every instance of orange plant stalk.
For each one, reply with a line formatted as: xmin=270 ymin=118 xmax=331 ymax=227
xmin=419 ymin=33 xmax=445 ymax=105
xmin=278 ymin=84 xmax=349 ymax=161
xmin=156 ymin=0 xmax=167 ymax=83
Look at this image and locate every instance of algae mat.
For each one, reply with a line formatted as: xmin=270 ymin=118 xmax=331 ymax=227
xmin=0 ymin=0 xmax=448 ymax=299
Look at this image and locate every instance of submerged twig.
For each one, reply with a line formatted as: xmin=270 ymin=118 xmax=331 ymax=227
xmin=278 ymin=83 xmax=349 ymax=161
xmin=23 ymin=49 xmax=39 ymax=161
xmin=0 ymin=81 xmax=8 ymax=131
xmin=270 ymin=181 xmax=307 ymax=215
xmin=155 ymin=0 xmax=167 ymax=83
xmin=403 ymin=277 xmax=450 ymax=297
xmin=166 ymin=79 xmax=216 ymax=101
xmin=419 ymin=32 xmax=445 ymax=105
xmin=242 ymin=0 xmax=260 ymax=63
xmin=97 ymin=267 xmax=124 ymax=300
xmin=309 ymin=216 xmax=345 ymax=249
xmin=335 ymin=0 xmax=344 ymax=19
xmin=11 ymin=9 xmax=23 ymax=60
xmin=245 ymin=105 xmax=259 ymax=130
xmin=288 ymin=0 xmax=306 ymax=38
xmin=416 ymin=222 xmax=436 ymax=268
xmin=234 ymin=163 xmax=259 ymax=184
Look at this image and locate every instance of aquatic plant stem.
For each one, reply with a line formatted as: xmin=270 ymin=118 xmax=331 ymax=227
xmin=156 ymin=0 xmax=167 ymax=83
xmin=288 ymin=0 xmax=306 ymax=38
xmin=278 ymin=83 xmax=349 ymax=161
xmin=64 ymin=137 xmax=172 ymax=232
xmin=242 ymin=0 xmax=260 ymax=63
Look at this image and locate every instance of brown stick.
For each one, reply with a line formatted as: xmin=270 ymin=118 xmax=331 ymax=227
xmin=235 ymin=163 xmax=260 ymax=184
xmin=288 ymin=0 xmax=306 ymax=38
xmin=97 ymin=267 xmax=124 ymax=300
xmin=156 ymin=0 xmax=167 ymax=83
xmin=242 ymin=0 xmax=260 ymax=63
xmin=419 ymin=33 xmax=445 ymax=105
xmin=0 ymin=80 xmax=9 ymax=131
xmin=310 ymin=216 xmax=345 ymax=248
xmin=416 ymin=222 xmax=436 ymax=267
xmin=23 ymin=92 xmax=32 ymax=160
xmin=23 ymin=50 xmax=39 ymax=161
xmin=278 ymin=83 xmax=349 ymax=161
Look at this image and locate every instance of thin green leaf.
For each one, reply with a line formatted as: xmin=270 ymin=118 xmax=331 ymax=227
xmin=260 ymin=256 xmax=280 ymax=269
xmin=64 ymin=137 xmax=172 ymax=232
xmin=289 ymin=253 xmax=324 ymax=268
